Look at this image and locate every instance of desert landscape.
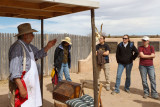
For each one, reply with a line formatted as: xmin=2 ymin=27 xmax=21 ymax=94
xmin=1 ymin=52 xmax=160 ymax=107
xmin=0 ymin=0 xmax=160 ymax=107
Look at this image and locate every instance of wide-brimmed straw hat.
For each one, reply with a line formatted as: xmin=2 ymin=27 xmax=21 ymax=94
xmin=15 ymin=23 xmax=38 ymax=37
xmin=62 ymin=37 xmax=72 ymax=45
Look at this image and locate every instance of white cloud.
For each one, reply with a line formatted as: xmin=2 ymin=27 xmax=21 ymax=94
xmin=43 ymin=0 xmax=160 ymax=35
xmin=0 ymin=24 xmax=17 ymax=29
xmin=44 ymin=14 xmax=92 ymax=35
xmin=0 ymin=0 xmax=160 ymax=35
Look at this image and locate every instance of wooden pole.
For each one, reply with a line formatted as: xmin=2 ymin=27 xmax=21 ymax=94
xmin=45 ymin=34 xmax=49 ymax=75
xmin=41 ymin=19 xmax=44 ymax=105
xmin=91 ymin=9 xmax=98 ymax=107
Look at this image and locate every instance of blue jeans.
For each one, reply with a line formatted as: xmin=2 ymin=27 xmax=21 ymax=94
xmin=115 ymin=63 xmax=133 ymax=93
xmin=58 ymin=63 xmax=72 ymax=82
xmin=139 ymin=65 xmax=158 ymax=97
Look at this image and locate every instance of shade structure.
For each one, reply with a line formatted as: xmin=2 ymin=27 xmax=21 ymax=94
xmin=0 ymin=0 xmax=99 ymax=106
xmin=0 ymin=0 xmax=99 ymax=19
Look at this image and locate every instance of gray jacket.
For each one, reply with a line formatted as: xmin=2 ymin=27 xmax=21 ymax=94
xmin=9 ymin=40 xmax=47 ymax=81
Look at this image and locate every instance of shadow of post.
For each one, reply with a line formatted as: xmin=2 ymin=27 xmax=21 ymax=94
xmin=0 ymin=94 xmax=8 ymax=107
xmin=43 ymin=99 xmax=54 ymax=107
xmin=134 ymin=100 xmax=160 ymax=107
xmin=0 ymin=94 xmax=55 ymax=107
xmin=110 ymin=82 xmax=144 ymax=96
xmin=46 ymin=83 xmax=54 ymax=93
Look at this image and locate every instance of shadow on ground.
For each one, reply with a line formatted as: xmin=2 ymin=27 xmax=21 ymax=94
xmin=110 ymin=82 xmax=144 ymax=96
xmin=134 ymin=100 xmax=160 ymax=107
xmin=43 ymin=98 xmax=54 ymax=107
xmin=0 ymin=94 xmax=8 ymax=107
xmin=0 ymin=94 xmax=54 ymax=107
xmin=46 ymin=83 xmax=54 ymax=93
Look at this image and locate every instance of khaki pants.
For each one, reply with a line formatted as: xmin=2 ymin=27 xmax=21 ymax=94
xmin=97 ymin=63 xmax=110 ymax=87
xmin=8 ymin=81 xmax=16 ymax=107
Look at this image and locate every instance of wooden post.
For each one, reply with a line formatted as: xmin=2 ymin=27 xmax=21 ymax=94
xmin=45 ymin=34 xmax=49 ymax=75
xmin=41 ymin=19 xmax=44 ymax=105
xmin=91 ymin=9 xmax=98 ymax=107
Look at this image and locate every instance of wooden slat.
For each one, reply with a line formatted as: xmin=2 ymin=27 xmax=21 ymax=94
xmin=0 ymin=33 xmax=92 ymax=80
xmin=0 ymin=0 xmax=99 ymax=19
xmin=73 ymin=6 xmax=91 ymax=13
xmin=0 ymin=7 xmax=54 ymax=17
xmin=0 ymin=0 xmax=72 ymax=13
xmin=0 ymin=7 xmax=73 ymax=19
xmin=0 ymin=33 xmax=2 ymax=80
xmin=15 ymin=14 xmax=49 ymax=20
xmin=0 ymin=0 xmax=40 ymax=9
xmin=0 ymin=13 xmax=19 ymax=17
xmin=1 ymin=33 xmax=5 ymax=79
xmin=0 ymin=13 xmax=45 ymax=20
xmin=39 ymin=2 xmax=59 ymax=9
xmin=43 ymin=6 xmax=73 ymax=13
xmin=52 ymin=12 xmax=69 ymax=18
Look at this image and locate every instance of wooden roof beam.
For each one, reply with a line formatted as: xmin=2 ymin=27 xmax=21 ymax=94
xmin=72 ymin=6 xmax=91 ymax=13
xmin=15 ymin=15 xmax=49 ymax=19
xmin=44 ymin=6 xmax=73 ymax=13
xmin=39 ymin=2 xmax=59 ymax=9
xmin=0 ymin=0 xmax=73 ymax=13
xmin=52 ymin=12 xmax=69 ymax=17
xmin=0 ymin=0 xmax=40 ymax=10
xmin=0 ymin=7 xmax=54 ymax=17
xmin=0 ymin=13 xmax=19 ymax=17
xmin=0 ymin=13 xmax=47 ymax=19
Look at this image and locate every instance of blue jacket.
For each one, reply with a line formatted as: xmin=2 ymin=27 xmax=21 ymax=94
xmin=54 ymin=44 xmax=71 ymax=70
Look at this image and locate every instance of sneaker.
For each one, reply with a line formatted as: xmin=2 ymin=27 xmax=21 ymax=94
xmin=111 ymin=91 xmax=119 ymax=95
xmin=152 ymin=95 xmax=159 ymax=100
xmin=105 ymin=86 xmax=110 ymax=91
xmin=125 ymin=89 xmax=130 ymax=93
xmin=143 ymin=94 xmax=149 ymax=99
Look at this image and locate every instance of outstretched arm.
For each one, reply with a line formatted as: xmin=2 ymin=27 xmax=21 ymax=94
xmin=31 ymin=39 xmax=57 ymax=59
xmin=44 ymin=39 xmax=57 ymax=53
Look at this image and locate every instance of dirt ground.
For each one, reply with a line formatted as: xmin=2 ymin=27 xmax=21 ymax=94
xmin=1 ymin=53 xmax=160 ymax=107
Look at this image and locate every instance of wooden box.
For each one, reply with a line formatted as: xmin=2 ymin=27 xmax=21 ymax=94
xmin=53 ymin=80 xmax=81 ymax=103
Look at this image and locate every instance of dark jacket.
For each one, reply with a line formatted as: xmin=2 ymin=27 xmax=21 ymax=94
xmin=116 ymin=42 xmax=138 ymax=64
xmin=54 ymin=44 xmax=71 ymax=70
xmin=97 ymin=50 xmax=106 ymax=67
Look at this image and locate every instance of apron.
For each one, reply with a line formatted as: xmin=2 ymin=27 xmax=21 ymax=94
xmin=20 ymin=41 xmax=42 ymax=107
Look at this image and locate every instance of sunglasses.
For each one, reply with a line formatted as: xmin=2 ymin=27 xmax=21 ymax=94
xmin=123 ymin=38 xmax=128 ymax=40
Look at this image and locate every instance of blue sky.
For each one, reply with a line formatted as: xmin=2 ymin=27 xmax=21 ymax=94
xmin=0 ymin=0 xmax=160 ymax=36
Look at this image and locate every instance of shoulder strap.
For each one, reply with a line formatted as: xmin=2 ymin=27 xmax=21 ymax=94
xmin=119 ymin=42 xmax=123 ymax=47
xmin=18 ymin=42 xmax=26 ymax=71
xmin=130 ymin=42 xmax=133 ymax=47
xmin=130 ymin=42 xmax=134 ymax=49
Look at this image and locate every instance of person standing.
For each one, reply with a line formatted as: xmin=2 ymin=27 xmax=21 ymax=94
xmin=54 ymin=37 xmax=72 ymax=82
xmin=96 ymin=36 xmax=111 ymax=91
xmin=138 ymin=36 xmax=159 ymax=99
xmin=9 ymin=23 xmax=57 ymax=107
xmin=111 ymin=35 xmax=138 ymax=95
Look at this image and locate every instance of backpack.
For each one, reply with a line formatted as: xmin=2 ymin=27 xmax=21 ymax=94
xmin=119 ymin=42 xmax=134 ymax=51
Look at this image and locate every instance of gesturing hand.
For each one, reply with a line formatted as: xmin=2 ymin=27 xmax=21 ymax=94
xmin=44 ymin=39 xmax=57 ymax=52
